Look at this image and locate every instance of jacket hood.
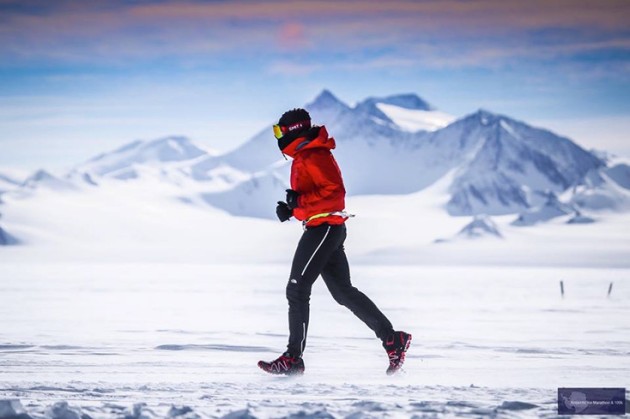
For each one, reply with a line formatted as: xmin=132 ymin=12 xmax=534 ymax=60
xmin=280 ymin=126 xmax=336 ymax=158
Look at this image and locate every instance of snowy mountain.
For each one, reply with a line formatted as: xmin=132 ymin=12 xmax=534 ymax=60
xmin=512 ymin=192 xmax=576 ymax=226
xmin=305 ymin=89 xmax=352 ymax=123
xmin=0 ymin=225 xmax=18 ymax=245
xmin=457 ymin=215 xmax=503 ymax=239
xmin=211 ymin=93 xmax=604 ymax=215
xmin=74 ymin=136 xmax=215 ymax=180
xmin=442 ymin=110 xmax=603 ymax=215
xmin=200 ymin=170 xmax=288 ymax=219
xmin=569 ymin=166 xmax=630 ymax=211
xmin=220 ymin=90 xmax=448 ymax=196
xmin=54 ymin=90 xmax=456 ymax=216
xmin=22 ymin=170 xmax=75 ymax=191
xmin=218 ymin=90 xmax=449 ymax=173
xmin=566 ymin=211 xmax=596 ymax=224
xmin=4 ymin=89 xmax=624 ymax=225
xmin=0 ymin=171 xmax=23 ymax=194
xmin=436 ymin=214 xmax=503 ymax=242
xmin=604 ymin=162 xmax=630 ymax=189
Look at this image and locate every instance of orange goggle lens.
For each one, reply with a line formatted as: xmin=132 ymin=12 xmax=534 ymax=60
xmin=273 ymin=124 xmax=284 ymax=140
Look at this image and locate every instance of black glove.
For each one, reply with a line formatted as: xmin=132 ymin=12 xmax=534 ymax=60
xmin=276 ymin=201 xmax=292 ymax=222
xmin=285 ymin=189 xmax=299 ymax=210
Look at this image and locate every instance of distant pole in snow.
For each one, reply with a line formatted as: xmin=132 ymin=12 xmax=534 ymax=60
xmin=607 ymin=282 xmax=613 ymax=298
xmin=560 ymin=281 xmax=564 ymax=298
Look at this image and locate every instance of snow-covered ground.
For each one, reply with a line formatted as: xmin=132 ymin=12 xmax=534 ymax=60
xmin=2 ymin=170 xmax=629 ymax=268
xmin=1 ymin=180 xmax=629 ymax=417
xmin=1 ymin=262 xmax=628 ymax=418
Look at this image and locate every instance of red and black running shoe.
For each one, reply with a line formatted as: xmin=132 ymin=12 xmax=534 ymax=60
xmin=383 ymin=331 xmax=412 ymax=375
xmin=258 ymin=352 xmax=305 ymax=375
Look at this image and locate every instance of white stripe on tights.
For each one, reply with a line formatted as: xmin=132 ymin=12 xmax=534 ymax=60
xmin=300 ymin=225 xmax=331 ymax=276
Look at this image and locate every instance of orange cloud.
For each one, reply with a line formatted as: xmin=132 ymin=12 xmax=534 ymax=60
xmin=278 ymin=22 xmax=308 ymax=50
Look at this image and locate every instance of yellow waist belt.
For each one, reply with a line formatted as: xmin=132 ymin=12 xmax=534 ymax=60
xmin=305 ymin=211 xmax=355 ymax=224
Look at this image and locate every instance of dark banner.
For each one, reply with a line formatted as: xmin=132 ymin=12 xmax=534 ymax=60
xmin=558 ymin=388 xmax=626 ymax=415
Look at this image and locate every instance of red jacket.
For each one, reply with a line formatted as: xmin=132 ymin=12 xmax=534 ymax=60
xmin=281 ymin=126 xmax=346 ymax=227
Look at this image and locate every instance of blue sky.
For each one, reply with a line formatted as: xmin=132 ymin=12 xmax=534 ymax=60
xmin=1 ymin=0 xmax=629 ymax=171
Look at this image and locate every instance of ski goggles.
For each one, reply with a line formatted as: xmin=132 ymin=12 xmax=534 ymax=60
xmin=272 ymin=124 xmax=284 ymax=140
xmin=272 ymin=120 xmax=311 ymax=140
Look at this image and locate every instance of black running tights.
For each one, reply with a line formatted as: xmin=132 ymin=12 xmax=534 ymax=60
xmin=285 ymin=223 xmax=394 ymax=356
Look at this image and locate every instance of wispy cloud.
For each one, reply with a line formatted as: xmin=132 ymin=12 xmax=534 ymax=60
xmin=0 ymin=0 xmax=627 ymax=69
xmin=268 ymin=61 xmax=324 ymax=76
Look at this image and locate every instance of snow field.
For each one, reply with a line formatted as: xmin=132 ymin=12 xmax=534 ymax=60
xmin=1 ymin=263 xmax=628 ymax=418
xmin=4 ymin=175 xmax=628 ymax=268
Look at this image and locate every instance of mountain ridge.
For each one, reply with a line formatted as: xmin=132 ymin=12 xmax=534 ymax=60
xmin=6 ymin=89 xmax=624 ymax=223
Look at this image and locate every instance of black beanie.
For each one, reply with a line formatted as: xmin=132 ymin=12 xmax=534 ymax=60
xmin=277 ymin=108 xmax=312 ymax=151
xmin=278 ymin=108 xmax=311 ymax=134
